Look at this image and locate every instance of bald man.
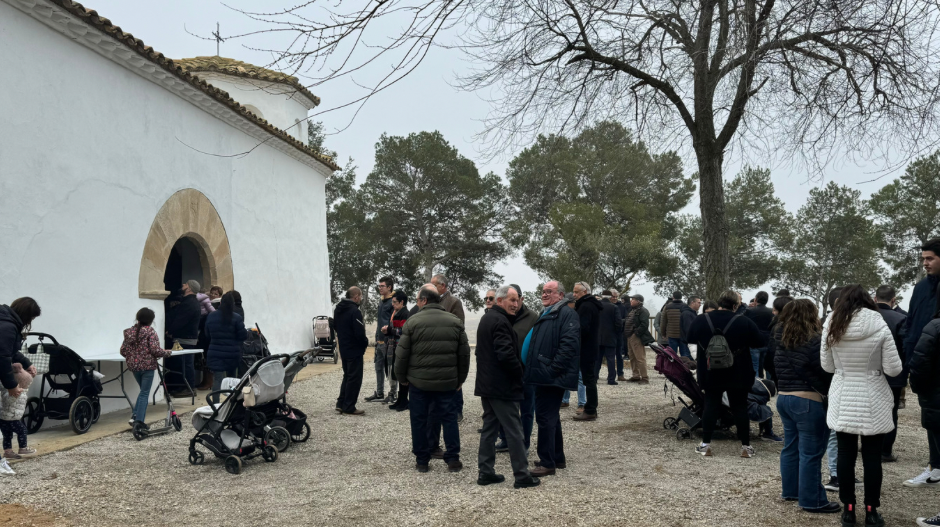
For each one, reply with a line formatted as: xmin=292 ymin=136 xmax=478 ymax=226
xmin=334 ymin=286 xmax=368 ymax=415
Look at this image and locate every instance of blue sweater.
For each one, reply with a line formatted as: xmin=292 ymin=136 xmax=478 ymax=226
xmin=904 ymin=274 xmax=939 ymax=365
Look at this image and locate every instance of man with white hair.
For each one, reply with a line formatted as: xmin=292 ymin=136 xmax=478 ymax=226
xmin=475 ymin=285 xmax=540 ymax=488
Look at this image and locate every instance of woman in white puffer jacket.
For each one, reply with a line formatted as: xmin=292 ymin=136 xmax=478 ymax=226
xmin=821 ymin=285 xmax=902 ymax=527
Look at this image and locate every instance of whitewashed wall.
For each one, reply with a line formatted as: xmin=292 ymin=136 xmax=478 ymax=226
xmin=197 ymin=73 xmax=312 ymax=143
xmin=0 ymin=2 xmax=332 ymax=421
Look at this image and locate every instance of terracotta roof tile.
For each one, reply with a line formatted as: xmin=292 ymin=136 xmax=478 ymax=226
xmin=174 ymin=56 xmax=321 ymax=107
xmin=44 ymin=0 xmax=338 ymax=171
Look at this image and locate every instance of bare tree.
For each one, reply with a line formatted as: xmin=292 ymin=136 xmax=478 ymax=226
xmin=229 ymin=0 xmax=940 ymax=299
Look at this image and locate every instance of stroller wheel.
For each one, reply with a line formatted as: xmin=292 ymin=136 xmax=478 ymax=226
xmin=332 ymin=351 xmax=338 ymax=364
xmin=291 ymin=423 xmax=311 ymax=443
xmin=676 ymin=428 xmax=692 ymax=440
xmin=69 ymin=396 xmax=94 ymax=435
xmin=225 ymin=455 xmax=243 ymax=474
xmin=316 ymin=356 xmax=325 ymax=362
xmin=132 ymin=422 xmax=148 ymax=441
xmin=264 ymin=426 xmax=291 ymax=453
xmin=262 ymin=445 xmax=278 ymax=463
xmin=663 ymin=417 xmax=678 ymax=430
xmin=22 ymin=397 xmax=44 ymax=434
xmin=172 ymin=415 xmax=183 ymax=432
xmin=188 ymin=450 xmax=205 ymax=466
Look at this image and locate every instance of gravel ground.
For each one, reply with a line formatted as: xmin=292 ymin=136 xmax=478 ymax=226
xmin=2 ymin=351 xmax=938 ymax=527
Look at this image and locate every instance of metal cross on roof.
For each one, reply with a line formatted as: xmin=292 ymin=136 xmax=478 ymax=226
xmin=211 ymin=22 xmax=225 ymax=57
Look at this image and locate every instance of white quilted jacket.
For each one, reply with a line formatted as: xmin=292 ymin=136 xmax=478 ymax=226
xmin=0 ymin=389 xmax=28 ymax=421
xmin=821 ymin=308 xmax=903 ymax=436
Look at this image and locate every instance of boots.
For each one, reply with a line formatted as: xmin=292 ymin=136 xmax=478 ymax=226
xmin=842 ymin=504 xmax=856 ymax=527
xmin=196 ymin=371 xmax=213 ymax=391
xmin=865 ymin=506 xmax=884 ymax=527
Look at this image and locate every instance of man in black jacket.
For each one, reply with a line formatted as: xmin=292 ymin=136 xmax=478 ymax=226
xmin=745 ymin=291 xmax=774 ymax=378
xmin=572 ymin=282 xmax=602 ymax=421
xmin=166 ymin=281 xmax=202 ymax=396
xmin=334 ymin=286 xmax=368 ymax=415
xmin=596 ymin=290 xmax=623 ymax=386
xmin=876 ymin=285 xmax=908 ymax=462
xmin=475 ymin=285 xmax=540 ymax=488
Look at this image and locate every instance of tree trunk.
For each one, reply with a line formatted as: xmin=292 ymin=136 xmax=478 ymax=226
xmin=697 ymin=148 xmax=730 ymax=301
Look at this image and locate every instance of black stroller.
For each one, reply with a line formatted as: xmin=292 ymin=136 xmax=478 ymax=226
xmin=21 ymin=333 xmax=103 ymax=435
xmin=260 ymin=350 xmax=316 ymax=450
xmin=239 ymin=324 xmax=271 ymax=374
xmin=311 ymin=316 xmax=337 ymax=363
xmin=188 ymin=354 xmax=288 ymax=474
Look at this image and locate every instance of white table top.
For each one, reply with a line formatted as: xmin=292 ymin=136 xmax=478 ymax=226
xmin=81 ymin=347 xmax=203 ymax=362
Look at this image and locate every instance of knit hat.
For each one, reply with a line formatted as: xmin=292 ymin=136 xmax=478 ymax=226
xmin=186 ymin=279 xmax=201 ymax=293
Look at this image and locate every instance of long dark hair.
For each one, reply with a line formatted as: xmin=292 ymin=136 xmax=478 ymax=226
xmin=826 ymin=284 xmax=878 ymax=348
xmin=10 ymin=297 xmax=41 ymax=331
xmin=779 ymin=299 xmax=821 ymax=349
xmin=220 ymin=291 xmax=236 ymax=325
xmin=134 ymin=307 xmax=155 ymax=344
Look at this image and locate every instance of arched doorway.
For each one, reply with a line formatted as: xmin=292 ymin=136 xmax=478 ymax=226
xmin=138 ymin=188 xmax=234 ymax=300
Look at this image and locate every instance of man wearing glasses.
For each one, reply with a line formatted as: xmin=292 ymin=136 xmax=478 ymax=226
xmin=484 ymin=289 xmax=496 ymax=311
xmin=365 ymin=276 xmax=397 ymax=404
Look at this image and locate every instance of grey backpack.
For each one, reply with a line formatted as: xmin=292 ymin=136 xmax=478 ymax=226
xmin=704 ymin=313 xmax=742 ymax=371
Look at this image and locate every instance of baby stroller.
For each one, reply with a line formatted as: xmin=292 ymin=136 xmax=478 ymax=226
xmin=21 ymin=333 xmax=103 ymax=435
xmin=311 ymin=316 xmax=337 ymax=363
xmin=252 ymin=350 xmax=317 ymax=452
xmin=240 ymin=324 xmax=271 ymax=374
xmin=188 ymin=354 xmax=288 ymax=474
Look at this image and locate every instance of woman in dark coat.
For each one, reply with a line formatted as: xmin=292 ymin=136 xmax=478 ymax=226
xmin=205 ymin=291 xmax=248 ymax=403
xmin=687 ymin=290 xmax=766 ymax=458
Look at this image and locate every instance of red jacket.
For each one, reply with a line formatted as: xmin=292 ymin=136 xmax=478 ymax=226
xmin=120 ymin=325 xmax=170 ymax=372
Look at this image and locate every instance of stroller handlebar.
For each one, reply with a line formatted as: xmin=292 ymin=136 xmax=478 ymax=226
xmin=24 ymin=332 xmax=60 ymax=346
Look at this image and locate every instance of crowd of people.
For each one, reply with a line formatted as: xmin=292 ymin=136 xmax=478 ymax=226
xmin=333 ymin=237 xmax=940 ymax=527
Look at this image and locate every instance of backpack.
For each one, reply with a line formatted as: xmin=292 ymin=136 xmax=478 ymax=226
xmin=704 ymin=313 xmax=742 ymax=371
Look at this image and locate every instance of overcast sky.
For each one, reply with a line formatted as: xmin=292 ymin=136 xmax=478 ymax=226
xmin=87 ymin=0 xmax=912 ymax=311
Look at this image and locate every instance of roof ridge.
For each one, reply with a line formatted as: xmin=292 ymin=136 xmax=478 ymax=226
xmin=174 ymin=56 xmax=321 ymax=107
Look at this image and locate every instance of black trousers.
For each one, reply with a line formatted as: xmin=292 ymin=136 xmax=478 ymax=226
xmin=534 ymin=386 xmax=566 ymax=468
xmin=837 ymin=432 xmax=884 ymax=508
xmin=883 ymin=386 xmax=904 ymax=456
xmin=337 ymin=356 xmax=363 ymax=413
xmin=580 ymin=355 xmax=598 ymax=416
xmin=702 ymin=387 xmax=750 ymax=445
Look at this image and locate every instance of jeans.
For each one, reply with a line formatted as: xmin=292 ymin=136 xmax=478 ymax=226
xmin=702 ymin=387 xmax=750 ymax=445
xmin=883 ymin=386 xmax=903 ymax=456
xmin=409 ymin=386 xmax=460 ymax=465
xmin=337 ymin=356 xmax=364 ymax=413
xmin=430 ymin=388 xmax=465 ymax=450
xmin=750 ymin=347 xmax=768 ymax=378
xmin=827 ymin=430 xmax=838 ymax=477
xmin=596 ymin=345 xmax=617 ymax=382
xmin=373 ymin=342 xmax=397 ymax=397
xmin=777 ymin=395 xmax=830 ymax=509
xmin=534 ymin=386 xmax=566 ymax=468
xmin=562 ymin=372 xmax=587 ymax=407
xmin=479 ymin=398 xmax=530 ymax=482
xmin=928 ymin=429 xmax=940 ymax=468
xmin=668 ymin=338 xmax=692 ymax=358
xmin=211 ymin=369 xmax=237 ymax=404
xmin=836 ymin=432 xmax=884 ymax=507
xmin=132 ymin=370 xmax=155 ymax=423
xmin=616 ymin=334 xmax=625 ymax=376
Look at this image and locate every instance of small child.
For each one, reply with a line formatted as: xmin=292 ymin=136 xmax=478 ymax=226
xmin=0 ymin=362 xmax=37 ymax=464
xmin=120 ymin=308 xmax=172 ymax=428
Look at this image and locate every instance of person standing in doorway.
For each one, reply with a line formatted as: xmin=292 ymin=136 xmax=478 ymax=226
xmin=166 ymin=280 xmax=201 ymax=397
xmin=624 ymin=295 xmax=654 ymax=384
xmin=365 ymin=276 xmax=396 ymax=404
xmin=334 ymin=286 xmax=368 ymax=416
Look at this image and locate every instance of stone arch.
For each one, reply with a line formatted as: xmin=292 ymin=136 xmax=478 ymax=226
xmin=138 ymin=189 xmax=234 ymax=299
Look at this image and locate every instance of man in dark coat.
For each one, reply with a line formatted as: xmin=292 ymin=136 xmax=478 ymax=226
xmin=903 ymin=237 xmax=940 ymax=488
xmin=166 ymin=281 xmax=202 ymax=396
xmin=523 ymin=281 xmax=580 ymax=476
xmin=475 ymin=285 xmax=540 ymax=488
xmin=745 ymin=291 xmax=774 ymax=378
xmin=595 ymin=290 xmax=623 ymax=387
xmin=572 ymin=282 xmax=602 ymax=421
xmin=624 ymin=295 xmax=655 ymax=383
xmin=334 ymin=286 xmax=369 ymax=415
xmin=503 ymin=284 xmax=539 ymax=450
xmin=396 ymin=285 xmax=471 ymax=473
xmin=875 ymin=285 xmax=908 ymax=461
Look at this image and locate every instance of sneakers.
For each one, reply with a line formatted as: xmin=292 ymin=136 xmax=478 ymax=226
xmin=128 ymin=418 xmax=135 ymax=427
xmin=695 ymin=443 xmax=712 ymax=457
xmin=17 ymin=448 xmax=36 ymax=457
xmin=917 ymin=512 xmax=940 ymax=526
xmin=761 ymin=432 xmax=784 ymax=443
xmin=741 ymin=445 xmax=756 ymax=458
xmin=0 ymin=458 xmax=14 ymax=477
xmin=381 ymin=394 xmax=396 ymax=404
xmin=494 ymin=441 xmax=509 ymax=453
xmin=825 ymin=476 xmax=840 ymax=492
xmin=364 ymin=392 xmax=384 ymax=402
xmin=904 ymin=466 xmax=940 ymax=488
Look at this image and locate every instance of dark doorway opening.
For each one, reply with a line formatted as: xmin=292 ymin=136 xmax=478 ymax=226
xmin=162 ymin=237 xmax=207 ymax=332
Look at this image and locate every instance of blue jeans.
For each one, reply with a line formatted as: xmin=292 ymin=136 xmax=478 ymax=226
xmin=534 ymin=386 xmax=566 ymax=468
xmin=750 ymin=347 xmax=768 ymax=378
xmin=563 ymin=373 xmax=587 ymax=406
xmin=616 ymin=335 xmax=625 ymax=375
xmin=669 ymin=338 xmax=692 ymax=358
xmin=827 ymin=430 xmax=838 ymax=477
xmin=132 ymin=370 xmax=155 ymax=423
xmin=409 ymin=386 xmax=460 ymax=465
xmin=777 ymin=395 xmax=831 ymax=509
xmin=520 ymin=384 xmax=536 ymax=450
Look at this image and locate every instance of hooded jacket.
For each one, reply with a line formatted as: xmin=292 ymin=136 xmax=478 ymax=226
xmin=575 ymin=295 xmax=603 ymax=368
xmin=395 ymin=304 xmax=471 ymax=391
xmin=474 ymin=305 xmax=524 ymax=400
xmin=0 ymin=306 xmax=32 ymax=390
xmin=522 ymin=301 xmax=580 ymax=390
xmin=909 ymin=317 xmax=940 ymax=430
xmin=335 ymin=299 xmax=369 ymax=360
xmin=598 ymin=298 xmax=623 ymax=348
xmin=821 ymin=308 xmax=903 ymax=436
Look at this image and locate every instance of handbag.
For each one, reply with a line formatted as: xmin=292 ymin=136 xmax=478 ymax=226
xmin=26 ymin=341 xmax=51 ymax=374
